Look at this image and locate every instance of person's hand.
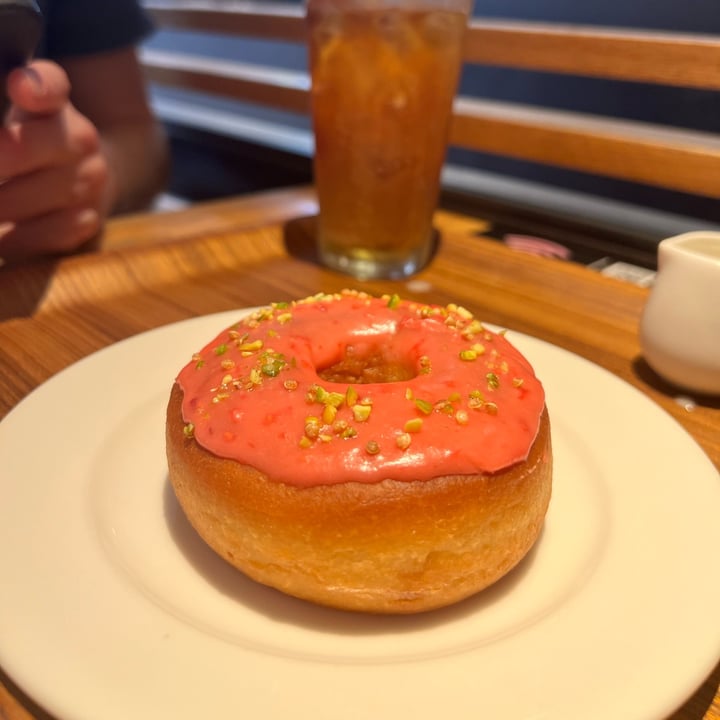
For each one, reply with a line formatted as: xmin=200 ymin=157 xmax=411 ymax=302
xmin=0 ymin=60 xmax=115 ymax=263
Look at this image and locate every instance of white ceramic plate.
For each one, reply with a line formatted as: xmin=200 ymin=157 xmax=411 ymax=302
xmin=1 ymin=310 xmax=719 ymax=720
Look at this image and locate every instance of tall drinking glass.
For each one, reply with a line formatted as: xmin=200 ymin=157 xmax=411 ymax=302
xmin=306 ymin=0 xmax=471 ymax=279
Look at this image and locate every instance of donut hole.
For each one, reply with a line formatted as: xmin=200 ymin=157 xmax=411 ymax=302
xmin=317 ymin=343 xmax=416 ymax=384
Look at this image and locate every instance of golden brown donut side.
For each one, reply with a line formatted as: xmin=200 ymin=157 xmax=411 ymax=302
xmin=166 ymin=383 xmax=552 ymax=614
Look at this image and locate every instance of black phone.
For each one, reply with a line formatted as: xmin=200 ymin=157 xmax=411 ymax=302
xmin=0 ymin=0 xmax=43 ymax=118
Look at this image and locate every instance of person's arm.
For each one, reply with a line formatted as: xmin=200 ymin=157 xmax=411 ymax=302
xmin=61 ymin=46 xmax=169 ymax=216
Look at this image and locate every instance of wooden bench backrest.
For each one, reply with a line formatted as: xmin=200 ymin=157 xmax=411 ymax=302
xmin=141 ymin=1 xmax=720 ymax=199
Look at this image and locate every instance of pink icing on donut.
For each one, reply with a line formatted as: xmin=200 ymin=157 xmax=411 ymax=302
xmin=176 ymin=291 xmax=545 ymax=487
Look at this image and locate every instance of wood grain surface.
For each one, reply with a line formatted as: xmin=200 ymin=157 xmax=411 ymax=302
xmin=0 ymin=186 xmax=718 ymax=720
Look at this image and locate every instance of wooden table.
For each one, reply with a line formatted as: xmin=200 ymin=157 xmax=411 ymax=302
xmin=1 ymin=186 xmax=718 ymax=720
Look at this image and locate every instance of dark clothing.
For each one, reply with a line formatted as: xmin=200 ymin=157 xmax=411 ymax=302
xmin=35 ymin=0 xmax=153 ymax=59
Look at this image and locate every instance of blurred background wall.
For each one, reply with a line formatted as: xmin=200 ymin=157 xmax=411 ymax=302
xmin=144 ymin=0 xmax=720 ymax=248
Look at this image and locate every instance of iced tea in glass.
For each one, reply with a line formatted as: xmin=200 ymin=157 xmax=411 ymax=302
xmin=306 ymin=0 xmax=471 ymax=279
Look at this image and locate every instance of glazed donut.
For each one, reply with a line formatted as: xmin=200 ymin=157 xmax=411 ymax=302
xmin=166 ymin=290 xmax=552 ymax=613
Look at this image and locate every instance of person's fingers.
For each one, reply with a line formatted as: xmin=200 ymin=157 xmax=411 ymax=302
xmin=0 ymin=152 xmax=109 ymax=223
xmin=0 ymin=165 xmax=81 ymax=220
xmin=0 ymin=106 xmax=100 ymax=180
xmin=0 ymin=205 xmax=102 ymax=263
xmin=6 ymin=61 xmax=71 ymax=117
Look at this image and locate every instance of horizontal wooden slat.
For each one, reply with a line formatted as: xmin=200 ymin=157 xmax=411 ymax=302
xmin=464 ymin=21 xmax=720 ymax=90
xmin=144 ymin=0 xmax=305 ymax=42
xmin=141 ymin=49 xmax=309 ymax=113
xmin=142 ymin=1 xmax=720 ymax=89
xmin=142 ymin=49 xmax=720 ymax=197
xmin=451 ymin=98 xmax=720 ymax=198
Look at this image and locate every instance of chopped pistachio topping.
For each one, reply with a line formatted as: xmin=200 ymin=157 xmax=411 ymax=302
xmin=396 ymin=433 xmax=412 ymax=450
xmin=214 ymin=344 xmax=228 ymax=356
xmin=387 ymin=293 xmax=401 ymax=309
xmin=484 ymin=402 xmax=499 ymax=415
xmin=462 ymin=319 xmax=485 ymax=338
xmin=365 ymin=440 xmax=380 ymax=455
xmin=459 ymin=349 xmax=477 ymax=361
xmin=468 ymin=389 xmax=486 ymax=410
xmin=304 ymin=417 xmax=321 ymax=438
xmin=183 ymin=423 xmax=195 ymax=438
xmin=404 ymin=418 xmax=423 ymax=433
xmin=322 ymin=405 xmax=337 ymax=424
xmin=352 ymin=404 xmax=372 ymax=422
xmin=332 ymin=420 xmax=349 ymax=435
xmin=326 ymin=391 xmax=346 ymax=408
xmin=414 ymin=398 xmax=433 ymax=415
xmin=486 ymin=372 xmax=500 ymax=390
xmin=346 ymin=385 xmax=358 ymax=407
xmin=260 ymin=353 xmax=286 ymax=377
xmin=512 ymin=377 xmax=524 ymax=388
xmin=455 ymin=410 xmax=469 ymax=425
xmin=239 ymin=339 xmax=263 ymax=353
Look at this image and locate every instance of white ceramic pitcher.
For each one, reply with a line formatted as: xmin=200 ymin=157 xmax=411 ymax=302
xmin=639 ymin=231 xmax=720 ymax=395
